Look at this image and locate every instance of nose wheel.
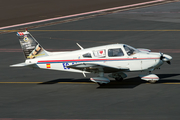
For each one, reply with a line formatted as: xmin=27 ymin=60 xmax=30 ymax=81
xmin=148 ymin=80 xmax=157 ymax=84
xmin=97 ymin=82 xmax=107 ymax=86
xmin=139 ymin=74 xmax=159 ymax=83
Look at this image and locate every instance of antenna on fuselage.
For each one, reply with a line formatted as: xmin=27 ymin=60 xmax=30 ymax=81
xmin=76 ymin=43 xmax=84 ymax=50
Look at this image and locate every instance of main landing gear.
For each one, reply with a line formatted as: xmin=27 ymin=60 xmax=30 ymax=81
xmin=108 ymin=72 xmax=127 ymax=82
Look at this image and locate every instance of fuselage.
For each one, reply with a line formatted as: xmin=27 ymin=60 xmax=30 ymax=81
xmin=11 ymin=31 xmax=173 ymax=84
xmin=26 ymin=44 xmax=163 ymax=73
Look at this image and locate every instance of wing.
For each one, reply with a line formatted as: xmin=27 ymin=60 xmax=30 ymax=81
xmin=67 ymin=63 xmax=129 ymax=73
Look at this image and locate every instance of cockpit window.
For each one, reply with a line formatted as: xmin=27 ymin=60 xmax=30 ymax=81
xmin=108 ymin=48 xmax=124 ymax=57
xmin=83 ymin=53 xmax=92 ymax=58
xmin=123 ymin=45 xmax=138 ymax=56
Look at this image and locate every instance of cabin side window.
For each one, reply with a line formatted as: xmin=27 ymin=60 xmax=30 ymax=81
xmin=108 ymin=48 xmax=124 ymax=57
xmin=93 ymin=49 xmax=106 ymax=58
xmin=83 ymin=53 xmax=92 ymax=58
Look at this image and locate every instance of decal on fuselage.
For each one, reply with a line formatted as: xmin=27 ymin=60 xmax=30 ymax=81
xmin=62 ymin=62 xmax=77 ymax=69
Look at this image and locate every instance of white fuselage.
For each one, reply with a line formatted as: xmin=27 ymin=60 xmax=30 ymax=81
xmin=26 ymin=44 xmax=163 ymax=73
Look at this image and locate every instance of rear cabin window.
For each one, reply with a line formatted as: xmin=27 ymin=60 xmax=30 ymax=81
xmin=93 ymin=49 xmax=106 ymax=58
xmin=83 ymin=53 xmax=92 ymax=58
xmin=108 ymin=48 xmax=124 ymax=57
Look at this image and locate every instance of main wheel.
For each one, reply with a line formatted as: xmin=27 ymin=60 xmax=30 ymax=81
xmin=97 ymin=83 xmax=107 ymax=86
xmin=149 ymin=80 xmax=157 ymax=84
xmin=115 ymin=77 xmax=123 ymax=81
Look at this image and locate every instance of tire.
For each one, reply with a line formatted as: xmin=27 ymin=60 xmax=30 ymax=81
xmin=115 ymin=77 xmax=123 ymax=81
xmin=149 ymin=80 xmax=157 ymax=84
xmin=97 ymin=83 xmax=106 ymax=86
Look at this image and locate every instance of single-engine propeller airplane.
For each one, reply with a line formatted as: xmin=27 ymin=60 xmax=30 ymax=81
xmin=10 ymin=30 xmax=172 ymax=85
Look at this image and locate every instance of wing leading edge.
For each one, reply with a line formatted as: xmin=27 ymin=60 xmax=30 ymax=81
xmin=67 ymin=63 xmax=129 ymax=73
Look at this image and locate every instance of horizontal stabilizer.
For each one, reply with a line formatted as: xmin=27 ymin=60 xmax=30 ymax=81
xmin=10 ymin=62 xmax=36 ymax=67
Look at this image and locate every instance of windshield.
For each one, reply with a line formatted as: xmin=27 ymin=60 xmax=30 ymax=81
xmin=123 ymin=45 xmax=139 ymax=56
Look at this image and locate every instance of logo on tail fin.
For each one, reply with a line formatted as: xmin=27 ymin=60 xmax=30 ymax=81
xmin=17 ymin=31 xmax=48 ymax=59
xmin=23 ymin=35 xmax=29 ymax=42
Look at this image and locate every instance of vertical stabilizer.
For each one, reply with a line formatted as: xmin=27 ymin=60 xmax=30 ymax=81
xmin=17 ymin=30 xmax=49 ymax=59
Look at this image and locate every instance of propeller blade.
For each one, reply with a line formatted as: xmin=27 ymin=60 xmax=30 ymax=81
xmin=167 ymin=61 xmax=171 ymax=65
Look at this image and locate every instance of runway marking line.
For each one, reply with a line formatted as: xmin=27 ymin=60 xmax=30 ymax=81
xmin=1 ymin=30 xmax=180 ymax=32
xmin=0 ymin=82 xmax=95 ymax=84
xmin=0 ymin=0 xmax=167 ymax=30
xmin=0 ymin=82 xmax=179 ymax=85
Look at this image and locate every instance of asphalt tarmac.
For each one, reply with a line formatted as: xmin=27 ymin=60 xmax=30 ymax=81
xmin=1 ymin=0 xmax=180 ymax=120
xmin=0 ymin=0 xmax=151 ymax=27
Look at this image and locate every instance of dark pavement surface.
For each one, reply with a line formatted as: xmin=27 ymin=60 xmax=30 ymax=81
xmin=1 ymin=0 xmax=180 ymax=119
xmin=0 ymin=0 xmax=151 ymax=27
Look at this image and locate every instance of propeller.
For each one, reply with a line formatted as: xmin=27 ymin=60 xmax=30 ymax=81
xmin=160 ymin=52 xmax=171 ymax=65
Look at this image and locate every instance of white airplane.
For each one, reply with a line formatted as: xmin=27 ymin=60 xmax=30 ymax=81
xmin=10 ymin=30 xmax=172 ymax=85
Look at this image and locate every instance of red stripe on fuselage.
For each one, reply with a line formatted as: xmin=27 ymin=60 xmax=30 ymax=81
xmin=37 ymin=57 xmax=160 ymax=63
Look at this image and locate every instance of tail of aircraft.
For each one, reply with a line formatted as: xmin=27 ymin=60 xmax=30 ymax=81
xmin=10 ymin=30 xmax=50 ymax=67
xmin=17 ymin=30 xmax=49 ymax=59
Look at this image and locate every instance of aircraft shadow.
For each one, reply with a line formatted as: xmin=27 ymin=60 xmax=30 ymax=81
xmin=38 ymin=78 xmax=92 ymax=84
xmin=97 ymin=77 xmax=145 ymax=89
xmin=155 ymin=74 xmax=180 ymax=83
xmin=98 ymin=74 xmax=180 ymax=89
xmin=39 ymin=74 xmax=180 ymax=89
